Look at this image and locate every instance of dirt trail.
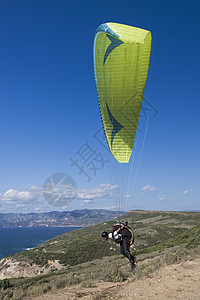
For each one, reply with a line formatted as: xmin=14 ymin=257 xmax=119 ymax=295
xmin=29 ymin=257 xmax=200 ymax=300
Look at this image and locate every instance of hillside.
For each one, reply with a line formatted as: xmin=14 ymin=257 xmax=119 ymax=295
xmin=0 ymin=210 xmax=199 ymax=299
xmin=29 ymin=255 xmax=200 ymax=300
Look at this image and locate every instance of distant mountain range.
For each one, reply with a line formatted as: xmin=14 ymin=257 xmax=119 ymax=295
xmin=0 ymin=209 xmax=125 ymax=227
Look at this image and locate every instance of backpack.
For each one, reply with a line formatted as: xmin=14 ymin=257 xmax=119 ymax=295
xmin=112 ymin=223 xmax=134 ymax=245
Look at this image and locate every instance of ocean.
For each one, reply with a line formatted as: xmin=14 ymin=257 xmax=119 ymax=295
xmin=0 ymin=227 xmax=81 ymax=259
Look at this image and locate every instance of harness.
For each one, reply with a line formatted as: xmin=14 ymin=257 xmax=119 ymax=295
xmin=112 ymin=223 xmax=134 ymax=245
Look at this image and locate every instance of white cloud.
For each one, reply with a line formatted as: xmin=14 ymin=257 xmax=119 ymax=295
xmin=76 ymin=184 xmax=118 ymax=201
xmin=101 ymin=205 xmax=120 ymax=210
xmin=0 ymin=183 xmax=120 ymax=213
xmin=2 ymin=189 xmax=30 ymax=200
xmin=141 ymin=185 xmax=156 ymax=192
xmin=0 ymin=186 xmax=44 ymax=212
xmin=34 ymin=207 xmax=43 ymax=211
xmin=83 ymin=200 xmax=92 ymax=204
xmin=123 ymin=194 xmax=131 ymax=199
xmin=183 ymin=189 xmax=192 ymax=194
xmin=158 ymin=194 xmax=165 ymax=201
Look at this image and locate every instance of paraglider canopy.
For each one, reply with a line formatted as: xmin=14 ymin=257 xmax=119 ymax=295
xmin=94 ymin=22 xmax=152 ymax=163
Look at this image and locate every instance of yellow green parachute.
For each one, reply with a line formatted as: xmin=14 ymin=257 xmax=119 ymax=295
xmin=94 ymin=22 xmax=151 ymax=163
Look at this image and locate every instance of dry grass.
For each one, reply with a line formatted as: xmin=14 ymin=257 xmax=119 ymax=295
xmin=132 ymin=245 xmax=200 ymax=281
xmin=104 ymin=266 xmax=126 ymax=282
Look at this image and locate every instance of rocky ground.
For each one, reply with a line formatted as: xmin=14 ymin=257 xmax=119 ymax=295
xmin=27 ymin=256 xmax=200 ymax=300
xmin=0 ymin=257 xmax=65 ymax=280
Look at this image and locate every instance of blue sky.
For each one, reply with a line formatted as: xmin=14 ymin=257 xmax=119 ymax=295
xmin=0 ymin=0 xmax=199 ymax=213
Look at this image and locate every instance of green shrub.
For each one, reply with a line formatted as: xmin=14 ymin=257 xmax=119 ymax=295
xmin=0 ymin=279 xmax=10 ymax=290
